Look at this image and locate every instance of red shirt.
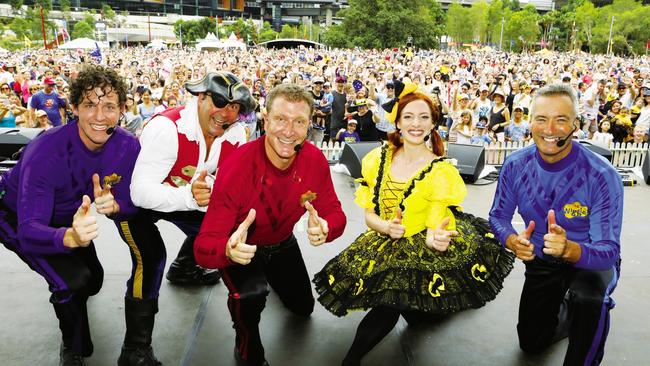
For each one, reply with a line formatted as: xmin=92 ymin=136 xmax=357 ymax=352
xmin=194 ymin=136 xmax=346 ymax=269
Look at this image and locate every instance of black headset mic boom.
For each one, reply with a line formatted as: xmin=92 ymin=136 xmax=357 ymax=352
xmin=106 ymin=126 xmax=115 ymax=135
xmin=294 ymin=142 xmax=303 ymax=152
xmin=556 ymin=125 xmax=577 ymax=147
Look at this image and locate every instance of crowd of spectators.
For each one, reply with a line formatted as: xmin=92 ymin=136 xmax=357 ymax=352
xmin=0 ymin=46 xmax=648 ymax=145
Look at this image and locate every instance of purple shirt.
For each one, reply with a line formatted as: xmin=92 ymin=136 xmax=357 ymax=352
xmin=0 ymin=122 xmax=140 ymax=255
xmin=489 ymin=141 xmax=623 ymax=270
xmin=30 ymin=90 xmax=66 ymax=127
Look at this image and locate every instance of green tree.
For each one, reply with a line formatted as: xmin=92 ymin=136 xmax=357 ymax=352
xmin=173 ymin=17 xmax=215 ymax=44
xmin=446 ymin=3 xmax=473 ymax=47
xmin=504 ymin=5 xmax=540 ymax=51
xmin=321 ymin=24 xmax=349 ymax=48
xmin=574 ymin=1 xmax=596 ymax=50
xmin=9 ymin=17 xmax=30 ymax=39
xmin=72 ymin=21 xmax=94 ymax=39
xmin=470 ymin=1 xmax=489 ymax=44
xmin=257 ymin=21 xmax=279 ymax=43
xmin=9 ymin=0 xmax=23 ymax=14
xmin=101 ymin=4 xmax=116 ymax=23
xmin=278 ymin=24 xmax=296 ymax=39
xmin=322 ymin=0 xmax=445 ymax=49
xmin=60 ymin=0 xmax=72 ymax=20
xmin=33 ymin=0 xmax=52 ymax=11
xmin=225 ymin=19 xmax=256 ymax=43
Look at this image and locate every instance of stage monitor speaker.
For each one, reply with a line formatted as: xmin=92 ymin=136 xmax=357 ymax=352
xmin=339 ymin=142 xmax=382 ymax=179
xmin=578 ymin=140 xmax=612 ymax=162
xmin=447 ymin=143 xmax=485 ymax=183
xmin=0 ymin=128 xmax=45 ymax=160
xmin=642 ymin=147 xmax=650 ymax=185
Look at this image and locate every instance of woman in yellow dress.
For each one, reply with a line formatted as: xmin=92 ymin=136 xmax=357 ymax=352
xmin=313 ymin=81 xmax=515 ymax=366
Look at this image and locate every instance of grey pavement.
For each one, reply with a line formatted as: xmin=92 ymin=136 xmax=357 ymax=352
xmin=1 ymin=168 xmax=649 ymax=366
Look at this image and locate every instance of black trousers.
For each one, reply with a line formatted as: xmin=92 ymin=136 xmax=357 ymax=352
xmin=116 ymin=209 xmax=204 ymax=300
xmin=220 ymin=234 xmax=314 ymax=365
xmin=0 ymin=206 xmax=102 ymax=355
xmin=518 ymin=258 xmax=618 ymax=366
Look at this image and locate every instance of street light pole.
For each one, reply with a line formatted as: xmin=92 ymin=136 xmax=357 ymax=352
xmin=607 ymin=15 xmax=615 ymax=55
xmin=499 ymin=17 xmax=505 ymax=51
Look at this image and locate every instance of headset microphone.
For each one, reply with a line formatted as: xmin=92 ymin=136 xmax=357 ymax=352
xmin=555 ymin=124 xmax=577 ymax=147
xmin=106 ymin=126 xmax=115 ymax=135
xmin=221 ymin=123 xmax=231 ymax=130
xmin=294 ymin=142 xmax=303 ymax=152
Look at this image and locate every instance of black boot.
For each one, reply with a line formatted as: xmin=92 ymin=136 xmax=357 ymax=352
xmin=166 ymin=235 xmax=220 ymax=286
xmin=117 ymin=297 xmax=162 ymax=366
xmin=60 ymin=344 xmax=86 ymax=366
xmin=53 ymin=298 xmax=93 ymax=361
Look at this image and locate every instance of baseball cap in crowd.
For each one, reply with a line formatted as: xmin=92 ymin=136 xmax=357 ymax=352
xmin=336 ymin=76 xmax=347 ymax=83
xmin=641 ymin=84 xmax=650 ymax=96
xmin=479 ymin=85 xmax=489 ymax=92
xmin=354 ymin=99 xmax=368 ymax=106
xmin=312 ymin=76 xmax=324 ymax=84
xmin=386 ymin=81 xmax=395 ymax=89
xmin=348 ymin=119 xmax=358 ymax=125
xmin=476 ymin=122 xmax=487 ymax=129
xmin=43 ymin=77 xmax=56 ymax=85
xmin=513 ymin=106 xmax=524 ymax=112
xmin=323 ymin=82 xmax=331 ymax=87
xmin=458 ymin=93 xmax=470 ymax=101
xmin=35 ymin=110 xmax=47 ymax=117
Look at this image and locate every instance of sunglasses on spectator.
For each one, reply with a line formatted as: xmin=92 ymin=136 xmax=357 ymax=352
xmin=1 ymin=87 xmax=9 ymax=90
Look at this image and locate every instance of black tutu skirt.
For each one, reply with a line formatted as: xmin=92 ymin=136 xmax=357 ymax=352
xmin=313 ymin=210 xmax=515 ymax=317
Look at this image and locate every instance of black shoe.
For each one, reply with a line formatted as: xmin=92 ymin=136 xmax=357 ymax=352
xmin=118 ymin=345 xmax=162 ymax=366
xmin=60 ymin=345 xmax=86 ymax=366
xmin=234 ymin=346 xmax=269 ymax=366
xmin=165 ymin=263 xmax=221 ymax=286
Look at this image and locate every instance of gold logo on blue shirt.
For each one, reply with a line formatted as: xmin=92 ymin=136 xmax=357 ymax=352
xmin=563 ymin=202 xmax=589 ymax=218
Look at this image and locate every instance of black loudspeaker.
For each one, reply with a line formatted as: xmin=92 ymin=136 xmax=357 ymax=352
xmin=578 ymin=140 xmax=612 ymax=162
xmin=339 ymin=142 xmax=382 ymax=179
xmin=0 ymin=128 xmax=45 ymax=160
xmin=447 ymin=143 xmax=485 ymax=183
xmin=642 ymin=147 xmax=650 ymax=185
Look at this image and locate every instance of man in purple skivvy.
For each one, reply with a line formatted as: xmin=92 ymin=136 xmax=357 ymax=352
xmin=0 ymin=65 xmax=140 ymax=366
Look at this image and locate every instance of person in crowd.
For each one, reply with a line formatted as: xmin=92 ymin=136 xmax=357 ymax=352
xmin=0 ymin=94 xmax=27 ymax=128
xmin=34 ymin=109 xmax=53 ymax=129
xmin=330 ymin=76 xmax=348 ymax=142
xmin=122 ymin=93 xmax=143 ymax=137
xmin=488 ymin=88 xmax=510 ymax=142
xmin=505 ymin=106 xmax=531 ymax=142
xmin=591 ymin=119 xmax=614 ymax=146
xmin=114 ymin=72 xmax=256 ymax=365
xmin=194 ymin=83 xmax=347 ymax=366
xmin=471 ymin=119 xmax=493 ymax=144
xmin=314 ymin=81 xmax=514 ymax=366
xmin=451 ymin=110 xmax=474 ymax=144
xmin=137 ymin=89 xmax=156 ymax=122
xmin=29 ymin=77 xmax=66 ymax=127
xmin=308 ymin=76 xmax=327 ymax=145
xmin=336 ymin=118 xmax=361 ymax=143
xmin=489 ymin=83 xmax=622 ymax=366
xmin=0 ymin=65 xmax=140 ymax=365
xmin=349 ymin=99 xmax=380 ymax=142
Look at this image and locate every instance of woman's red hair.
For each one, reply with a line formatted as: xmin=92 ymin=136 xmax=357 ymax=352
xmin=387 ymin=91 xmax=444 ymax=156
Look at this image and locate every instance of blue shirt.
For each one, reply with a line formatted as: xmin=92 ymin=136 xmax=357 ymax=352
xmin=489 ymin=141 xmax=623 ymax=270
xmin=30 ymin=91 xmax=66 ymax=127
xmin=0 ymin=123 xmax=140 ymax=255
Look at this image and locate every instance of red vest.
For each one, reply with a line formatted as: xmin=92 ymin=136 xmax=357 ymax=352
xmin=152 ymin=106 xmax=242 ymax=188
xmin=151 ymin=107 xmax=200 ymax=188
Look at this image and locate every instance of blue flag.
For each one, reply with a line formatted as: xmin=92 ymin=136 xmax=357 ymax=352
xmin=90 ymin=42 xmax=102 ymax=64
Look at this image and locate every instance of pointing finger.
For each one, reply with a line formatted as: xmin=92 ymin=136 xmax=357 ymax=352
xmin=79 ymin=195 xmax=91 ymax=216
xmin=197 ymin=169 xmax=208 ymax=182
xmin=394 ymin=208 xmax=402 ymax=222
xmin=547 ymin=210 xmax=556 ymax=233
xmin=523 ymin=220 xmax=535 ymax=239
xmin=92 ymin=173 xmax=102 ymax=198
xmin=437 ymin=217 xmax=451 ymax=231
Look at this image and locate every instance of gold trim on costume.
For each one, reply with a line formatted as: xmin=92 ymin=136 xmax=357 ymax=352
xmin=120 ymin=222 xmax=144 ymax=300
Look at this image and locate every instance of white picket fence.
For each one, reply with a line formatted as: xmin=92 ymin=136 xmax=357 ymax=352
xmin=317 ymin=140 xmax=649 ymax=168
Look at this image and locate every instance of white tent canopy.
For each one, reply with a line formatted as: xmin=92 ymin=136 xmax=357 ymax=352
xmin=195 ymin=32 xmax=245 ymax=51
xmin=58 ymin=38 xmax=108 ymax=50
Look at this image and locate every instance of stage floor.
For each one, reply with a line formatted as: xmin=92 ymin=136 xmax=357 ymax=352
xmin=1 ymin=169 xmax=648 ymax=366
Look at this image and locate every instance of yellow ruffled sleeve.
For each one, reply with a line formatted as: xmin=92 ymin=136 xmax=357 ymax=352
xmin=425 ymin=161 xmax=467 ymax=231
xmin=353 ymin=146 xmax=383 ymax=210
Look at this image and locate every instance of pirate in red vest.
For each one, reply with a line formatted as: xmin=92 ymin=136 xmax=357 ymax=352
xmin=115 ymin=72 xmax=256 ymax=366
